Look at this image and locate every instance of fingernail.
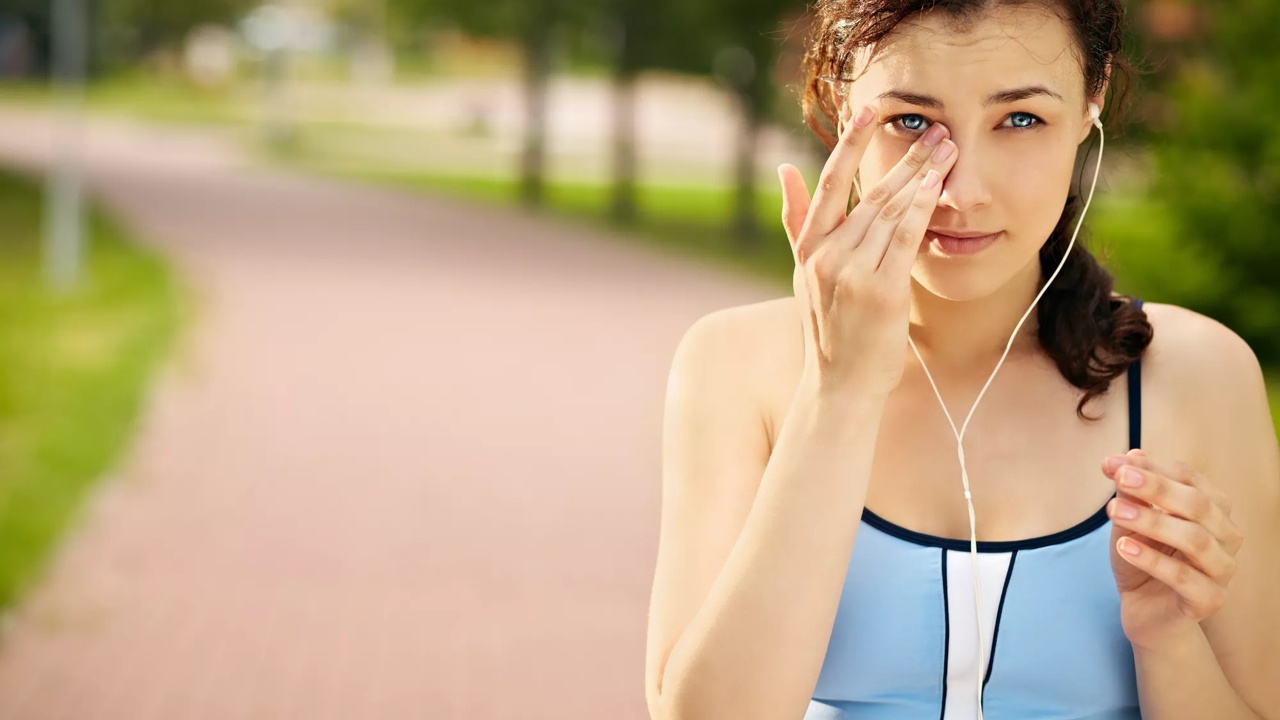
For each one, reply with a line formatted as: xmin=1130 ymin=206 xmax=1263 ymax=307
xmin=853 ymin=106 xmax=875 ymax=128
xmin=1119 ymin=467 xmax=1144 ymax=488
xmin=922 ymin=169 xmax=940 ymax=190
xmin=1103 ymin=456 xmax=1126 ymax=472
xmin=923 ymin=123 xmax=947 ymax=147
xmin=1112 ymin=499 xmax=1139 ymax=520
xmin=931 ymin=140 xmax=954 ymax=162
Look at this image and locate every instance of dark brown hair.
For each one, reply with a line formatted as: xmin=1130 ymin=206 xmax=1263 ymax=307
xmin=797 ymin=0 xmax=1154 ymax=421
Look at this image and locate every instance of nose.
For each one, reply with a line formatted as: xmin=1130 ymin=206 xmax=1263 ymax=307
xmin=936 ymin=137 xmax=992 ymax=213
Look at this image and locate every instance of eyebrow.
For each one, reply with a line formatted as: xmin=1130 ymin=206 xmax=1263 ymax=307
xmin=876 ymin=85 xmax=1065 ymax=109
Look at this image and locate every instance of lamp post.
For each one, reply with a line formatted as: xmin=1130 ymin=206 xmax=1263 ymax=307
xmin=44 ymin=0 xmax=87 ymax=293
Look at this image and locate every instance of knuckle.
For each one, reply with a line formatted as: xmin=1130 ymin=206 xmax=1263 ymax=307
xmin=1148 ymin=479 xmax=1167 ymax=505
xmin=880 ymin=197 xmax=909 ymax=222
xmin=862 ymin=182 xmax=892 ymax=206
xmin=1223 ymin=554 xmax=1238 ymax=580
xmin=818 ymin=172 xmax=840 ymax=195
xmin=907 ymin=143 xmax=934 ymax=165
xmin=1173 ymin=460 xmax=1193 ymax=481
xmin=891 ymin=223 xmax=919 ymax=248
xmin=1172 ymin=561 xmax=1193 ymax=588
xmin=810 ymin=246 xmax=841 ymax=279
xmin=1188 ymin=527 xmax=1215 ymax=555
xmin=1189 ymin=492 xmax=1213 ymax=522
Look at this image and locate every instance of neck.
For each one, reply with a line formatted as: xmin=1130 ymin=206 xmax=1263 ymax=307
xmin=908 ymin=257 xmax=1046 ymax=376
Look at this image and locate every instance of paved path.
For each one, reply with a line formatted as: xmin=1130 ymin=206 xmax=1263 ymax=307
xmin=0 ymin=107 xmax=778 ymax=719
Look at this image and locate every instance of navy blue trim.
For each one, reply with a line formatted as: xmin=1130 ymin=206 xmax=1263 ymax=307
xmin=938 ymin=549 xmax=949 ymax=720
xmin=982 ymin=551 xmax=1018 ymax=690
xmin=861 ymin=501 xmax=1111 ymax=552
xmin=1128 ymin=297 xmax=1144 ymax=451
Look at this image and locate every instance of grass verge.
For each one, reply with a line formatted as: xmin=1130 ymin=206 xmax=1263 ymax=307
xmin=0 ymin=170 xmax=184 ymax=610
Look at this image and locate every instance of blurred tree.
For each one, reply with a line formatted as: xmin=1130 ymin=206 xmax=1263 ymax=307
xmin=1 ymin=0 xmax=51 ymax=76
xmin=599 ymin=0 xmax=709 ymax=225
xmin=394 ymin=0 xmax=589 ymax=207
xmin=1139 ymin=0 xmax=1280 ymax=362
xmin=702 ymin=0 xmax=805 ymax=248
xmin=100 ymin=0 xmax=256 ymax=61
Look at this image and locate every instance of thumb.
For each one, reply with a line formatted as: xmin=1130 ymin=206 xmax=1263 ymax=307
xmin=778 ymin=164 xmax=811 ymax=254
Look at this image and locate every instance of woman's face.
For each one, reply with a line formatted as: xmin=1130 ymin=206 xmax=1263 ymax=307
xmin=840 ymin=4 xmax=1103 ymax=301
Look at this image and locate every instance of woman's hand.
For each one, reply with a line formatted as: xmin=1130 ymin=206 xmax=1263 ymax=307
xmin=777 ymin=104 xmax=958 ymax=397
xmin=1103 ymin=448 xmax=1245 ymax=653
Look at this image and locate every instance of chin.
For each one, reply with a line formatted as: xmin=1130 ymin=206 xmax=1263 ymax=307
xmin=911 ymin=242 xmax=1040 ymax=303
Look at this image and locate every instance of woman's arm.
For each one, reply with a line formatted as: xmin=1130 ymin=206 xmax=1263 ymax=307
xmin=1134 ymin=311 xmax=1280 ymax=720
xmin=645 ymin=307 xmax=887 ymax=720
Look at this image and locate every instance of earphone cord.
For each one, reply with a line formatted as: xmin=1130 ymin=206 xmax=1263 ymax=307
xmin=905 ymin=110 xmax=1104 ymax=720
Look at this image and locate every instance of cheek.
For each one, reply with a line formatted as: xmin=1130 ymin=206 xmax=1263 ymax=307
xmin=1000 ymin=143 xmax=1078 ymax=214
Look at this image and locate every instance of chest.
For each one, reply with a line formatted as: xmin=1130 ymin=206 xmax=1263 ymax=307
xmin=764 ymin=354 xmax=1186 ymax=544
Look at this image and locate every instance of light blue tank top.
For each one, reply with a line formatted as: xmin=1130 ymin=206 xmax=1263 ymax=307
xmin=806 ymin=300 xmax=1145 ymax=720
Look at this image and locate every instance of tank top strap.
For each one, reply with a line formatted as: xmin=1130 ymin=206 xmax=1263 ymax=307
xmin=1127 ymin=298 xmax=1144 ymax=450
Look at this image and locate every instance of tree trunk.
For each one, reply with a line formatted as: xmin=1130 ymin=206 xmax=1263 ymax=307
xmin=609 ymin=73 xmax=638 ymax=224
xmin=732 ymin=93 xmax=762 ymax=248
xmin=520 ymin=6 xmax=554 ymax=208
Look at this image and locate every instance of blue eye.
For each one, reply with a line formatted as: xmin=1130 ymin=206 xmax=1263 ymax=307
xmin=891 ymin=114 xmax=931 ymax=133
xmin=885 ymin=111 xmax=1045 ymax=134
xmin=1005 ymin=112 xmax=1042 ymax=130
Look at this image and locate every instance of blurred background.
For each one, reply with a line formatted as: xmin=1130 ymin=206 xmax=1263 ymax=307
xmin=0 ymin=0 xmax=1275 ymax=717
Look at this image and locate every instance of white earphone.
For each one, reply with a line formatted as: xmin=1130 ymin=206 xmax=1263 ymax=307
xmin=905 ymin=99 xmax=1104 ymax=720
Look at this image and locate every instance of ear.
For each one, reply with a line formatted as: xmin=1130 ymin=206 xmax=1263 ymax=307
xmin=1079 ymin=60 xmax=1111 ymax=144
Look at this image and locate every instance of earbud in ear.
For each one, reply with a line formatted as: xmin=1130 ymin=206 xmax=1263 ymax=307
xmin=1089 ymin=103 xmax=1102 ymax=129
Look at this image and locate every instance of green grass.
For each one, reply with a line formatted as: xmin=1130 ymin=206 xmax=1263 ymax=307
xmin=0 ymin=72 xmax=251 ymax=127
xmin=0 ymin=170 xmax=184 ymax=610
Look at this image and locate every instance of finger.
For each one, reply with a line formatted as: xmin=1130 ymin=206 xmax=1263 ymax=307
xmin=858 ymin=138 xmax=958 ymax=273
xmin=1110 ymin=465 xmax=1243 ymax=554
xmin=799 ymin=105 xmax=879 ymax=252
xmin=836 ymin=122 xmax=951 ymax=254
xmin=1108 ymin=497 xmax=1238 ymax=583
xmin=778 ymin=164 xmax=811 ymax=259
xmin=1106 ymin=451 xmax=1197 ymax=487
xmin=1116 ymin=537 xmax=1227 ymax=621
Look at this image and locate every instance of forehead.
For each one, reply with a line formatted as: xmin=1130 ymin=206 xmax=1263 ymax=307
xmin=854 ymin=5 xmax=1083 ymax=101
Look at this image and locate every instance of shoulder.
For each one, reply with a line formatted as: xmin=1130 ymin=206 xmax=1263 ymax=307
xmin=668 ymin=296 xmax=801 ymax=441
xmin=1139 ymin=301 xmax=1266 ymax=416
xmin=1138 ymin=300 xmax=1275 ymax=488
xmin=669 ymin=295 xmax=799 ymax=389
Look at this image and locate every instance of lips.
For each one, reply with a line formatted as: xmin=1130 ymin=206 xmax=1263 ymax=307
xmin=928 ymin=228 xmax=1000 ymax=239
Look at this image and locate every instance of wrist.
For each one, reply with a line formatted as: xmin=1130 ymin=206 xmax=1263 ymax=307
xmin=798 ymin=369 xmax=893 ymax=407
xmin=1131 ymin=620 xmax=1205 ymax=659
xmin=792 ymin=374 xmax=889 ymax=426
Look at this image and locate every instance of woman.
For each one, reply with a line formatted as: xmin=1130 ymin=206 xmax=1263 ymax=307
xmin=644 ymin=2 xmax=1279 ymax=719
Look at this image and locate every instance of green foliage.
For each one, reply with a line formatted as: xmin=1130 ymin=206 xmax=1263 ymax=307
xmin=1137 ymin=0 xmax=1280 ymax=363
xmin=99 ymin=0 xmax=257 ymax=56
xmin=0 ymin=171 xmax=183 ymax=610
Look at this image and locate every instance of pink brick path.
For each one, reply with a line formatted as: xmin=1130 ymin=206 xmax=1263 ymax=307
xmin=0 ymin=108 xmax=777 ymax=719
